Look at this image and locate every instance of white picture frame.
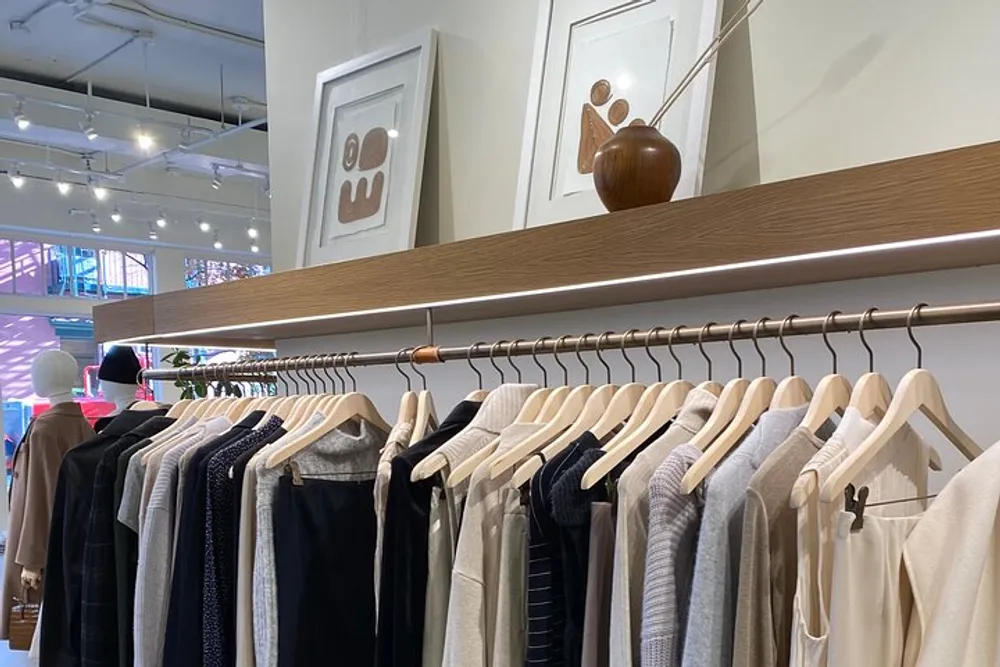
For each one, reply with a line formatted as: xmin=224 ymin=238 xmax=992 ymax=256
xmin=513 ymin=0 xmax=724 ymax=230
xmin=297 ymin=29 xmax=437 ymax=267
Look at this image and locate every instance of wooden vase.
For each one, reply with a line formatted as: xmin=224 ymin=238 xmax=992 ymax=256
xmin=592 ymin=125 xmax=682 ymax=212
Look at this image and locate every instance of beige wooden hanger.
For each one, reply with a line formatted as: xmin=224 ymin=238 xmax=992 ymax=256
xmin=682 ymin=319 xmax=777 ymax=494
xmin=265 ymin=353 xmax=390 ymax=468
xmin=446 ymin=338 xmax=553 ymax=488
xmin=510 ymin=332 xmax=637 ymax=488
xmin=582 ymin=326 xmax=693 ymax=491
xmin=799 ymin=312 xmax=852 ymax=435
xmin=393 ymin=349 xmax=419 ymax=432
xmin=412 ymin=340 xmax=530 ymax=482
xmin=770 ymin=315 xmax=813 ymax=409
xmin=819 ymin=305 xmax=976 ymax=502
xmin=406 ymin=348 xmax=439 ymax=445
xmin=488 ymin=334 xmax=593 ymax=481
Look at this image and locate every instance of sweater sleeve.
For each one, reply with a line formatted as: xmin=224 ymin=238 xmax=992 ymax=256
xmin=16 ymin=426 xmax=62 ymax=570
xmin=732 ymin=487 xmax=774 ymax=667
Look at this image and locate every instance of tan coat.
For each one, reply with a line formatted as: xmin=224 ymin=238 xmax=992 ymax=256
xmin=0 ymin=402 xmax=95 ymax=638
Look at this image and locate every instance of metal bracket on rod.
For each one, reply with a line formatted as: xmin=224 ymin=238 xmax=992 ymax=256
xmin=139 ymin=300 xmax=1000 ymax=383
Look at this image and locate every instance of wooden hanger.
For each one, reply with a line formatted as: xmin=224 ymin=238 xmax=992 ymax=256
xmin=769 ymin=315 xmax=813 ymax=409
xmin=510 ymin=331 xmax=635 ymax=487
xmin=266 ymin=369 xmax=390 ymax=469
xmin=582 ymin=381 xmax=688 ymax=489
xmin=682 ymin=318 xmax=777 ymax=494
xmin=799 ymin=311 xmax=852 ymax=435
xmin=488 ymin=334 xmax=593 ymax=480
xmin=581 ymin=327 xmax=692 ymax=490
xmin=685 ymin=321 xmax=749 ymax=451
xmin=405 ymin=348 xmax=439 ymax=445
xmin=819 ymin=305 xmax=978 ymax=502
xmin=447 ymin=338 xmax=557 ymax=488
xmin=393 ymin=349 xmax=419 ymax=432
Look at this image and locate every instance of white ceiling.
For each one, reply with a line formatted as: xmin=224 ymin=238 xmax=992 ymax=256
xmin=0 ymin=0 xmax=266 ymax=120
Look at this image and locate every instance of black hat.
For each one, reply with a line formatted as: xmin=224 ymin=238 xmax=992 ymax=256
xmin=99 ymin=346 xmax=142 ymax=385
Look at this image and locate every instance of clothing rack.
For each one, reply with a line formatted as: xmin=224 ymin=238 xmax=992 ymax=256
xmin=140 ymin=300 xmax=1000 ymax=383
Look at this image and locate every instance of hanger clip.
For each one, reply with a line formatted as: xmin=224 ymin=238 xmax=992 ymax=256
xmin=286 ymin=460 xmax=304 ymax=487
xmin=844 ymin=483 xmax=869 ymax=532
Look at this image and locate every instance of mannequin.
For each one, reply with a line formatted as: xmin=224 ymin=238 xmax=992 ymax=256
xmin=99 ymin=346 xmax=143 ymax=415
xmin=1 ymin=351 xmax=96 ymax=641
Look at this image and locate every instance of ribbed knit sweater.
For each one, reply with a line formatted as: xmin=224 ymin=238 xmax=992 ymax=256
xmin=640 ymin=444 xmax=709 ymax=667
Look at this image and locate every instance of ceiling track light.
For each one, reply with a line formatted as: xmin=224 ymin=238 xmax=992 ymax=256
xmin=90 ymin=180 xmax=108 ymax=201
xmin=9 ymin=168 xmax=25 ymax=189
xmin=56 ymin=174 xmax=72 ymax=196
xmin=10 ymin=100 xmax=30 ymax=131
xmin=211 ymin=166 xmax=222 ymax=190
xmin=250 ymin=243 xmax=260 ymax=254
xmin=79 ymin=112 xmax=98 ymax=141
xmin=156 ymin=211 xmax=168 ymax=228
xmin=111 ymin=207 xmax=123 ymax=223
xmin=136 ymin=124 xmax=155 ymax=152
xmin=148 ymin=224 xmax=158 ymax=241
xmin=198 ymin=219 xmax=211 ymax=233
xmin=213 ymin=232 xmax=223 ymax=250
xmin=247 ymin=222 xmax=259 ymax=239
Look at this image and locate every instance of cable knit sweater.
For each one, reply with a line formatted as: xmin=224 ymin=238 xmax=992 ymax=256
xmin=641 ymin=444 xmax=710 ymax=667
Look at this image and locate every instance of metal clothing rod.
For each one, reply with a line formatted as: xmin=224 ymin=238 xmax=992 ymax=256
xmin=141 ymin=300 xmax=1000 ymax=383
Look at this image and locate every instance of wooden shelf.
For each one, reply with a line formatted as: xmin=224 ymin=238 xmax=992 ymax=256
xmin=94 ymin=141 xmax=1000 ymax=347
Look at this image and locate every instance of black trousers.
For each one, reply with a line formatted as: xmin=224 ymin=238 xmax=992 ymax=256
xmin=275 ymin=474 xmax=377 ymax=667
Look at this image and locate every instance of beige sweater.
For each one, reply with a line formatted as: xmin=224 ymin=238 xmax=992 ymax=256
xmin=903 ymin=439 xmax=1000 ymax=667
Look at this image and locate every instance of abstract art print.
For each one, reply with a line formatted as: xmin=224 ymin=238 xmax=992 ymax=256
xmin=298 ymin=30 xmax=437 ymax=266
xmin=513 ymin=0 xmax=724 ymax=229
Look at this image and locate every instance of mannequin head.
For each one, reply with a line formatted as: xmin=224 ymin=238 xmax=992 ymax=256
xmin=99 ymin=346 xmax=142 ymax=413
xmin=101 ymin=380 xmax=138 ymax=412
xmin=31 ymin=350 xmax=78 ymax=405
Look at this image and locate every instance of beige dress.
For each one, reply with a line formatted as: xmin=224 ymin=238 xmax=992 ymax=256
xmin=1 ymin=402 xmax=95 ymax=638
xmin=789 ymin=409 xmax=928 ymax=667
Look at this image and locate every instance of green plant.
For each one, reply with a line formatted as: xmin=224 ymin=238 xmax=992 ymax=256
xmin=160 ymin=349 xmax=244 ymax=400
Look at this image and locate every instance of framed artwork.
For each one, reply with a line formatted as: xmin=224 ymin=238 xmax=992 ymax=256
xmin=513 ymin=0 xmax=724 ymax=229
xmin=297 ymin=29 xmax=437 ymax=266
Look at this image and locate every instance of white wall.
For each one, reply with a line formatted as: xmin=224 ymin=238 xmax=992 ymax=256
xmin=264 ymin=0 xmax=1000 ymax=271
xmin=263 ymin=0 xmax=539 ymax=270
xmin=278 ymin=264 xmax=1000 ymax=493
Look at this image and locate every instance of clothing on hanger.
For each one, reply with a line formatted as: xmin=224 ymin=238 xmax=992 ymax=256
xmin=39 ymin=407 xmax=168 ymax=667
xmin=683 ymin=404 xmax=809 ymax=667
xmin=641 ymin=443 xmax=711 ymax=667
xmin=611 ymin=387 xmax=717 ymax=667
xmin=376 ymin=400 xmax=481 ymax=667
xmin=731 ymin=424 xmax=833 ymax=667
xmin=164 ymin=413 xmax=282 ymax=667
xmin=80 ymin=415 xmax=174 ymax=667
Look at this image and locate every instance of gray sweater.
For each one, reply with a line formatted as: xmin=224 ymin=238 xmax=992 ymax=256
xmin=680 ymin=404 xmax=809 ymax=667
xmin=641 ymin=444 xmax=709 ymax=667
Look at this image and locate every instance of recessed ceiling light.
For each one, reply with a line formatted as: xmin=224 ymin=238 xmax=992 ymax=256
xmin=387 ymin=129 xmax=400 ymax=139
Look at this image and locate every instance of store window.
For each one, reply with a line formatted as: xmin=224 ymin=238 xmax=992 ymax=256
xmin=0 ymin=238 xmax=152 ymax=300
xmin=184 ymin=257 xmax=271 ymax=288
